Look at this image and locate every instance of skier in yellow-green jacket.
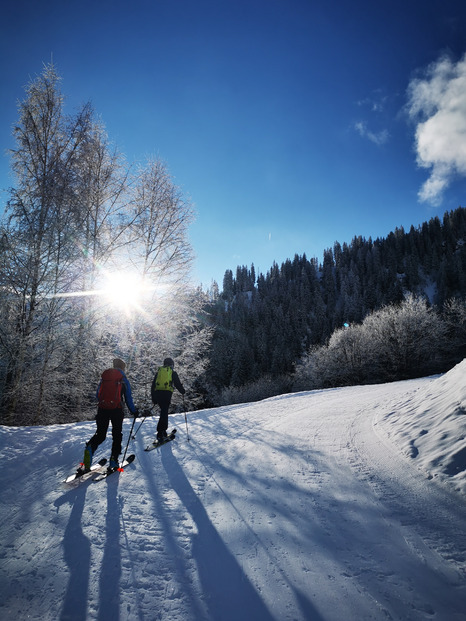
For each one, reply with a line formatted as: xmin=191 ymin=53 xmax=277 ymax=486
xmin=151 ymin=357 xmax=185 ymax=441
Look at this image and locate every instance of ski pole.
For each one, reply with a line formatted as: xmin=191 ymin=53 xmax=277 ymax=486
xmin=121 ymin=414 xmax=137 ymax=466
xmin=183 ymin=396 xmax=190 ymax=442
xmin=131 ymin=407 xmax=153 ymax=439
xmin=132 ymin=417 xmax=146 ymax=439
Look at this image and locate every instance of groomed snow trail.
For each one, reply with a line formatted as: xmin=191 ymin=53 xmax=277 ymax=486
xmin=1 ymin=374 xmax=466 ymax=621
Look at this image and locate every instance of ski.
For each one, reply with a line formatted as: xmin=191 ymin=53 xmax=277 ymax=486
xmin=93 ymin=454 xmax=136 ymax=481
xmin=63 ymin=458 xmax=108 ymax=484
xmin=144 ymin=429 xmax=177 ymax=452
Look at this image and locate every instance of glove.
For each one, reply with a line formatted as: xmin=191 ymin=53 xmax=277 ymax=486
xmin=133 ymin=407 xmax=139 ymax=419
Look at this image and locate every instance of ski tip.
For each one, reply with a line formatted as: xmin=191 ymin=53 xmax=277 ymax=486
xmin=127 ymin=454 xmax=136 ymax=464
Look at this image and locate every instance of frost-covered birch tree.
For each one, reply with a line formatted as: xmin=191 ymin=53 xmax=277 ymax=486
xmin=0 ymin=65 xmax=212 ymax=424
xmin=0 ymin=64 xmax=93 ymax=422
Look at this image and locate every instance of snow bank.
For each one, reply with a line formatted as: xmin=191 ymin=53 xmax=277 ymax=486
xmin=379 ymin=359 xmax=466 ymax=492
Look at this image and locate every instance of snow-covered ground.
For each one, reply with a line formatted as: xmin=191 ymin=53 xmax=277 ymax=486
xmin=1 ymin=361 xmax=466 ymax=621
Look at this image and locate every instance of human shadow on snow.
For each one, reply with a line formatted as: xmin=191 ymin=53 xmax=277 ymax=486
xmin=57 ymin=485 xmax=91 ymax=621
xmin=138 ymin=443 xmax=207 ymax=620
xmin=97 ymin=474 xmax=121 ymax=621
xmin=160 ymin=444 xmax=310 ymax=621
xmin=188 ymin=435 xmax=328 ymax=621
xmin=56 ymin=471 xmax=123 ymax=621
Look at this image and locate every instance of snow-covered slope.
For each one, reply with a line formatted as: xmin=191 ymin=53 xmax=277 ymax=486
xmin=1 ymin=361 xmax=466 ymax=621
xmin=379 ymin=359 xmax=466 ymax=490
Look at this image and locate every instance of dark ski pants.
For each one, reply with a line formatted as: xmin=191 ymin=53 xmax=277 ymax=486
xmin=88 ymin=407 xmax=124 ymax=457
xmin=153 ymin=390 xmax=172 ymax=436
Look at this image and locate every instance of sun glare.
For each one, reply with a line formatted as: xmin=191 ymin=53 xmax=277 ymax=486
xmin=50 ymin=269 xmax=171 ymax=324
xmin=102 ymin=271 xmax=146 ymax=309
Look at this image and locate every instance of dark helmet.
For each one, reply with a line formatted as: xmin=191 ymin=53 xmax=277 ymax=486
xmin=163 ymin=357 xmax=174 ymax=368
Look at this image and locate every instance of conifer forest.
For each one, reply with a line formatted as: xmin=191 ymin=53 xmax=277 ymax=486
xmin=202 ymin=208 xmax=466 ymax=406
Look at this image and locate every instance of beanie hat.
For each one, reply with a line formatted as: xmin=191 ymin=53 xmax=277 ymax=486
xmin=163 ymin=357 xmax=174 ymax=368
xmin=113 ymin=358 xmax=126 ymax=371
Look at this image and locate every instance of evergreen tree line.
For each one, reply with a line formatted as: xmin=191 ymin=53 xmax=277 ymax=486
xmin=202 ymin=208 xmax=466 ymax=405
xmin=0 ymin=65 xmax=212 ymax=426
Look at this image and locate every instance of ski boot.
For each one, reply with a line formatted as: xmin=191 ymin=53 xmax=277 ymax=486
xmin=82 ymin=443 xmax=93 ymax=471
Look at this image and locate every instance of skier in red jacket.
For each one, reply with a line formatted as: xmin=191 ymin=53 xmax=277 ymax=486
xmin=81 ymin=358 xmax=138 ymax=472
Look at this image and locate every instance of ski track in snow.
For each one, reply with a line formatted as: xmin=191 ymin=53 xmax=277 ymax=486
xmin=1 ymin=365 xmax=466 ymax=621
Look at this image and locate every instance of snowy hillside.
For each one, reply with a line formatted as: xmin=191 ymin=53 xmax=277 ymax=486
xmin=379 ymin=360 xmax=466 ymax=490
xmin=1 ymin=361 xmax=466 ymax=621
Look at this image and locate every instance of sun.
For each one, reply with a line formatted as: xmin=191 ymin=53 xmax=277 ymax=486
xmin=101 ymin=270 xmax=147 ymax=309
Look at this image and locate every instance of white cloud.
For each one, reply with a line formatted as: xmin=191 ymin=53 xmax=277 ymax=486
xmin=406 ymin=52 xmax=466 ymax=205
xmin=355 ymin=121 xmax=389 ymax=146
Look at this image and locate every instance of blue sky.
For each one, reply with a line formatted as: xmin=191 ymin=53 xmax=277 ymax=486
xmin=2 ymin=0 xmax=466 ymax=288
